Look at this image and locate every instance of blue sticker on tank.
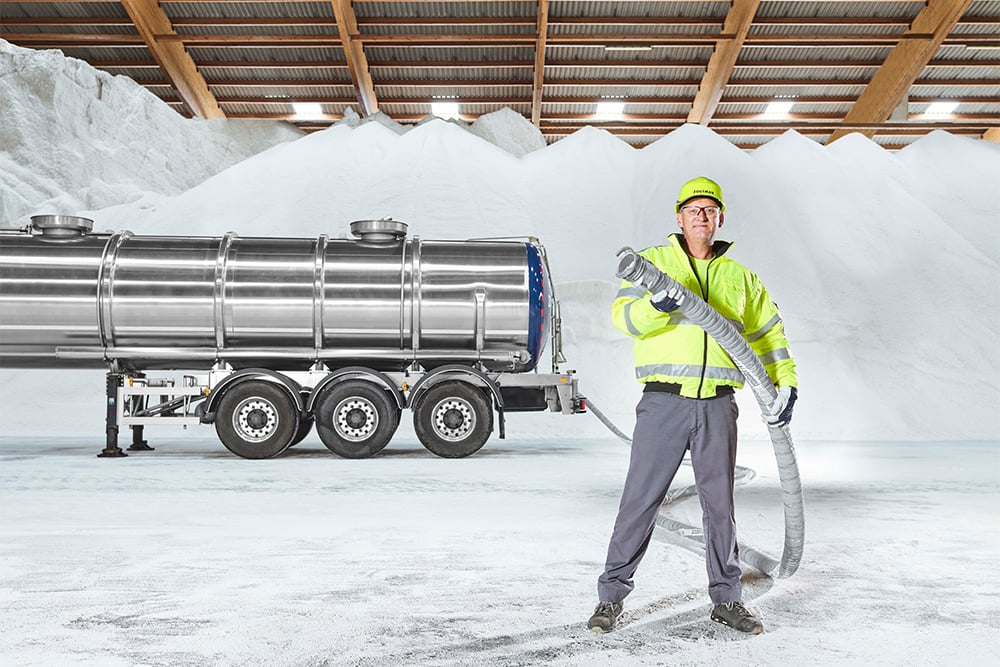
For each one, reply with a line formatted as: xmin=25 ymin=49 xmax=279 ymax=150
xmin=525 ymin=243 xmax=549 ymax=372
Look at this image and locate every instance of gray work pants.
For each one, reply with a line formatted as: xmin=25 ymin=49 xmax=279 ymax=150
xmin=597 ymin=391 xmax=742 ymax=605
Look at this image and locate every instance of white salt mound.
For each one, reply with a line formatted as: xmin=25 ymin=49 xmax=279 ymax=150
xmin=0 ymin=39 xmax=303 ymax=226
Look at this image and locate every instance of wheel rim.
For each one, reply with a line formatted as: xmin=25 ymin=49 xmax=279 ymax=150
xmin=431 ymin=396 xmax=476 ymax=442
xmin=333 ymin=396 xmax=379 ymax=442
xmin=232 ymin=396 xmax=279 ymax=442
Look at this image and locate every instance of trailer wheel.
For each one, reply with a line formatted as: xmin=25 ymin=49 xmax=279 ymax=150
xmin=413 ymin=381 xmax=493 ymax=458
xmin=288 ymin=417 xmax=314 ymax=447
xmin=215 ymin=381 xmax=299 ymax=459
xmin=314 ymin=380 xmax=399 ymax=458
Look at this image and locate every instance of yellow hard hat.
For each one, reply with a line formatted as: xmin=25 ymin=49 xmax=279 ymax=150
xmin=675 ymin=176 xmax=725 ymax=212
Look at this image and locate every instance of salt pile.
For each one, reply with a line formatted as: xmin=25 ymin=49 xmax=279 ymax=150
xmin=1 ymin=39 xmax=998 ymax=444
xmin=0 ymin=39 xmax=303 ymax=224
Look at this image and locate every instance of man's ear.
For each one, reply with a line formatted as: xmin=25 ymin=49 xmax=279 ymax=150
xmin=717 ymin=212 xmax=725 ymax=228
xmin=676 ymin=213 xmax=684 ymax=230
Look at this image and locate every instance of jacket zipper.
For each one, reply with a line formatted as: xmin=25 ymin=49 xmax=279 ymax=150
xmin=686 ymin=250 xmax=717 ymax=399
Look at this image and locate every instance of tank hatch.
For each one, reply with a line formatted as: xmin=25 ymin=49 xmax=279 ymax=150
xmin=31 ymin=215 xmax=94 ymax=238
xmin=349 ymin=218 xmax=408 ymax=242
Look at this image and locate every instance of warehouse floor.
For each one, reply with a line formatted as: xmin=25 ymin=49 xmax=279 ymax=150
xmin=1 ymin=436 xmax=995 ymax=666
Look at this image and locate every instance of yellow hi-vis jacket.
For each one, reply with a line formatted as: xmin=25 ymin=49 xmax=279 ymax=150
xmin=612 ymin=233 xmax=798 ymax=398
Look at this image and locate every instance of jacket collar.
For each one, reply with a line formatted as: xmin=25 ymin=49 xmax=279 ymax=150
xmin=668 ymin=233 xmax=733 ymax=259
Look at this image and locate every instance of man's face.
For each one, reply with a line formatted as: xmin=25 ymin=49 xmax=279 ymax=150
xmin=675 ymin=196 xmax=724 ymax=242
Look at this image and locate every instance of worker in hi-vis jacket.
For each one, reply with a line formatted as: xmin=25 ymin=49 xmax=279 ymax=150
xmin=587 ymin=176 xmax=798 ymax=635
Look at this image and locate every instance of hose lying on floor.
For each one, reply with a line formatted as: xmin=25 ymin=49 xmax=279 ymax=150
xmin=611 ymin=247 xmax=804 ymax=578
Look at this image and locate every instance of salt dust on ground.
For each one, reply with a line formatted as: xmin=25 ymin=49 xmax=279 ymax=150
xmin=0 ymin=436 xmax=996 ymax=666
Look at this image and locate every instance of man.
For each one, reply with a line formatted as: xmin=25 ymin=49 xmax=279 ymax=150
xmin=588 ymin=176 xmax=798 ymax=635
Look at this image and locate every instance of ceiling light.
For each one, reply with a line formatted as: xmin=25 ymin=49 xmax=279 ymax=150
xmin=595 ymin=100 xmax=626 ymax=117
xmin=431 ymin=101 xmax=461 ymax=119
xmin=923 ymin=101 xmax=959 ymax=116
xmin=764 ymin=100 xmax=795 ymax=116
xmin=963 ymin=44 xmax=1000 ymax=50
xmin=292 ymin=102 xmax=324 ymax=118
xmin=604 ymin=45 xmax=653 ymax=52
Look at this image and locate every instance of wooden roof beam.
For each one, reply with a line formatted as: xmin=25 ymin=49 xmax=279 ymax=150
xmin=531 ymin=1 xmax=550 ymax=127
xmin=6 ymin=15 xmax=995 ymax=28
xmin=10 ymin=32 xmax=995 ymax=48
xmin=828 ymin=0 xmax=974 ymax=143
xmin=984 ymin=128 xmax=1000 ymax=143
xmin=330 ymin=0 xmax=379 ymax=116
xmin=88 ymin=58 xmax=994 ymax=71
xmin=139 ymin=78 xmax=999 ymax=89
xmin=688 ymin=0 xmax=760 ymax=125
xmin=118 ymin=0 xmax=223 ymax=119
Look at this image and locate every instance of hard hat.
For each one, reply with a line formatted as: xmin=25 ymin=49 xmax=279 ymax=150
xmin=675 ymin=176 xmax=725 ymax=212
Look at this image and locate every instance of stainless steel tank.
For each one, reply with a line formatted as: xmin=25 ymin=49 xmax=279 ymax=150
xmin=0 ymin=216 xmax=551 ymax=372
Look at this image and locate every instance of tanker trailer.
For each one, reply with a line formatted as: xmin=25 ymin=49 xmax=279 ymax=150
xmin=0 ymin=215 xmax=586 ymax=459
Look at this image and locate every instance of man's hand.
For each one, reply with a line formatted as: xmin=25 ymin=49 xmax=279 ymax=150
xmin=765 ymin=386 xmax=798 ymax=428
xmin=650 ymin=286 xmax=683 ymax=313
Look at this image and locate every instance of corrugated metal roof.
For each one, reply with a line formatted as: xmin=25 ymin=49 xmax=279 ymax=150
xmin=599 ymin=102 xmax=689 ymax=115
xmin=549 ymin=23 xmax=722 ymax=37
xmin=733 ymin=65 xmax=880 ymax=80
xmin=374 ymin=67 xmax=531 ymax=82
xmin=738 ymin=46 xmax=894 ymax=62
xmin=724 ymin=84 xmax=867 ymax=98
xmin=0 ymin=24 xmax=138 ymax=36
xmin=200 ymin=66 xmax=351 ymax=82
xmin=919 ymin=65 xmax=1000 ymax=79
xmin=58 ymin=46 xmax=154 ymax=63
xmin=543 ymin=84 xmax=701 ymax=97
xmin=360 ymin=24 xmax=535 ymax=37
xmin=209 ymin=84 xmax=358 ymax=98
xmin=376 ymin=84 xmax=531 ymax=99
xmin=758 ymin=2 xmax=921 ymax=20
xmin=718 ymin=101 xmax=854 ymax=115
xmin=4 ymin=3 xmax=129 ymax=19
xmin=354 ymin=1 xmax=536 ymax=20
xmin=747 ymin=23 xmax=906 ymax=37
xmin=220 ymin=102 xmax=353 ymax=116
xmin=546 ymin=45 xmax=713 ymax=60
xmin=1 ymin=0 xmax=996 ymax=149
xmin=548 ymin=65 xmax=705 ymax=80
xmin=187 ymin=47 xmax=346 ymax=62
xmin=172 ymin=25 xmax=337 ymax=38
xmin=553 ymin=2 xmax=729 ymax=20
xmin=380 ymin=101 xmax=532 ymax=117
xmin=162 ymin=2 xmax=334 ymax=21
xmin=950 ymin=22 xmax=1000 ymax=36
xmin=366 ymin=46 xmax=533 ymax=62
xmin=99 ymin=67 xmax=168 ymax=83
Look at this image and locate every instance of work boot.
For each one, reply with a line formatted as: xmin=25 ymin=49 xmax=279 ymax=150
xmin=587 ymin=601 xmax=623 ymax=633
xmin=710 ymin=601 xmax=764 ymax=634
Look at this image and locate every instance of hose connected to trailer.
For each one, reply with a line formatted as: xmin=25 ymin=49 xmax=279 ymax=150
xmin=611 ymin=247 xmax=804 ymax=578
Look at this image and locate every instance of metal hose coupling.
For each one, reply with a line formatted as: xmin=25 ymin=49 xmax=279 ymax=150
xmin=614 ymin=246 xmax=804 ymax=578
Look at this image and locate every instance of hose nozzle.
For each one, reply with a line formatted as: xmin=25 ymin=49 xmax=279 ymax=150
xmin=615 ymin=246 xmax=668 ymax=294
xmin=615 ymin=247 xmax=642 ymax=282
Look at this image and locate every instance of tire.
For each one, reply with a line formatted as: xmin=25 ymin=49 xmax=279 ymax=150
xmin=412 ymin=381 xmax=493 ymax=458
xmin=214 ymin=381 xmax=299 ymax=459
xmin=314 ymin=380 xmax=400 ymax=458
xmin=288 ymin=417 xmax=314 ymax=447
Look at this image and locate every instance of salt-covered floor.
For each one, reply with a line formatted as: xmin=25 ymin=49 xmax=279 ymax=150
xmin=1 ymin=434 xmax=995 ymax=666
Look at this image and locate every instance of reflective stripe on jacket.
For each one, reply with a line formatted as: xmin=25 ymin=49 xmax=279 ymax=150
xmin=611 ymin=233 xmax=797 ymax=398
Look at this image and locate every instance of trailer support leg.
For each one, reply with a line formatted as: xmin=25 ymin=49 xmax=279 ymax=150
xmin=127 ymin=424 xmax=153 ymax=451
xmin=98 ymin=373 xmax=127 ymax=458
